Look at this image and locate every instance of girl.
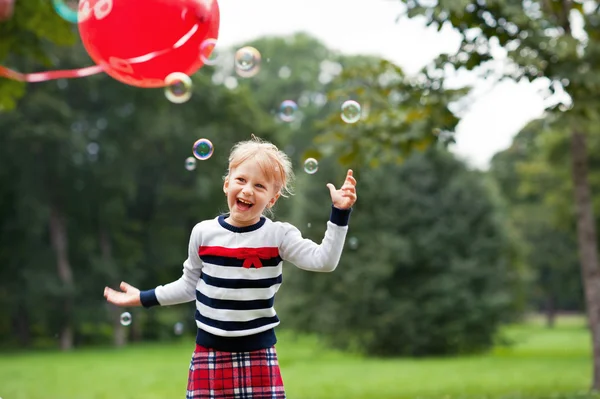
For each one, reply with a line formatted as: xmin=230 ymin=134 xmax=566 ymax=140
xmin=103 ymin=135 xmax=358 ymax=399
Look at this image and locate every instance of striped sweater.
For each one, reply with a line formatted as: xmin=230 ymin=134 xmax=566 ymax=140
xmin=140 ymin=205 xmax=351 ymax=352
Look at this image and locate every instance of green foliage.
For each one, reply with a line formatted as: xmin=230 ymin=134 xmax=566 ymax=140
xmin=394 ymin=0 xmax=598 ymax=368
xmin=490 ymin=119 xmax=584 ymax=313
xmin=0 ymin=38 xmax=277 ymax=346
xmin=278 ymin=148 xmax=520 ymax=356
xmin=397 ymin=0 xmax=600 ymax=124
xmin=0 ymin=29 xmax=523 ymax=360
xmin=0 ymin=0 xmax=76 ymax=109
xmin=316 ymin=57 xmax=465 ymax=169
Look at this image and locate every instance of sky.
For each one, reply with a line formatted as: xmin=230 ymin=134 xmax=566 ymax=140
xmin=215 ymin=0 xmax=549 ymax=169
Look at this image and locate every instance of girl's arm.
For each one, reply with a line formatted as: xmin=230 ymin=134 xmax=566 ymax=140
xmin=279 ymin=169 xmax=357 ymax=272
xmin=279 ymin=206 xmax=351 ymax=272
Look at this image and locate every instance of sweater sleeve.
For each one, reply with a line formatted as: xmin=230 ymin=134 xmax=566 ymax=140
xmin=139 ymin=223 xmax=203 ymax=308
xmin=279 ymin=206 xmax=352 ymax=272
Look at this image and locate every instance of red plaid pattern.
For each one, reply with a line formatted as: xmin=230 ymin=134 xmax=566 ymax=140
xmin=186 ymin=344 xmax=286 ymax=399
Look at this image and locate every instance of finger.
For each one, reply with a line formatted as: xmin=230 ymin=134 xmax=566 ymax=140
xmin=120 ymin=281 xmax=132 ymax=292
xmin=345 ymin=175 xmax=357 ymax=186
xmin=326 ymin=183 xmax=337 ymax=196
xmin=108 ymin=291 xmax=128 ymax=305
xmin=341 ymin=184 xmax=356 ymax=193
xmin=105 ymin=290 xmax=118 ymax=303
xmin=347 ymin=169 xmax=353 ymax=178
xmin=342 ymin=192 xmax=356 ymax=199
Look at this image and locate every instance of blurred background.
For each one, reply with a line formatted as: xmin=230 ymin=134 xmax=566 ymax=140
xmin=0 ymin=0 xmax=598 ymax=398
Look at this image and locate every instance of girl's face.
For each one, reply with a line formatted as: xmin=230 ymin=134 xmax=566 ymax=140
xmin=223 ymin=159 xmax=280 ymax=227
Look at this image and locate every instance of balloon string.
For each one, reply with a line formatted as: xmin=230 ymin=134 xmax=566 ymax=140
xmin=0 ymin=64 xmax=105 ymax=82
xmin=0 ymin=21 xmax=201 ymax=83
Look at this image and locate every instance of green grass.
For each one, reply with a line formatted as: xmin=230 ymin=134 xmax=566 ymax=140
xmin=0 ymin=316 xmax=595 ymax=399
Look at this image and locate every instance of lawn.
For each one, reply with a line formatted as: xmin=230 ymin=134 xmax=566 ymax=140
xmin=0 ymin=315 xmax=595 ymax=399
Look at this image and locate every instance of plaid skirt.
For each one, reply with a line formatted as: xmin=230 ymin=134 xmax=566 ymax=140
xmin=186 ymin=344 xmax=286 ymax=399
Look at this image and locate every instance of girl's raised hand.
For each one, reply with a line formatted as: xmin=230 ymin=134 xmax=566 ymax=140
xmin=104 ymin=281 xmax=142 ymax=307
xmin=326 ymin=169 xmax=357 ymax=210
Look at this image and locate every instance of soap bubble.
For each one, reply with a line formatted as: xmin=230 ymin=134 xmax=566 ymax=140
xmin=52 ymin=0 xmax=78 ymax=23
xmin=185 ymin=157 xmax=197 ymax=171
xmin=234 ymin=46 xmax=261 ymax=78
xmin=200 ymin=38 xmax=219 ymax=66
xmin=174 ymin=322 xmax=185 ymax=336
xmin=303 ymin=158 xmax=319 ymax=175
xmin=120 ymin=312 xmax=132 ymax=327
xmin=164 ymin=72 xmax=192 ymax=104
xmin=193 ymin=138 xmax=214 ymax=160
xmin=341 ymin=100 xmax=361 ymax=124
xmin=348 ymin=237 xmax=359 ymax=250
xmin=278 ymin=100 xmax=298 ymax=122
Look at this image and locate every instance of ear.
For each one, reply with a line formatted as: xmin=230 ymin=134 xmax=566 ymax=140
xmin=268 ymin=192 xmax=281 ymax=208
xmin=223 ymin=176 xmax=229 ymax=194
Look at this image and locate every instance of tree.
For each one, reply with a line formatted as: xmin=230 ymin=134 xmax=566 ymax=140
xmin=315 ymin=57 xmax=464 ymax=169
xmin=392 ymin=0 xmax=600 ymax=389
xmin=490 ymin=119 xmax=583 ymax=326
xmin=0 ymin=32 xmax=279 ymax=349
xmin=228 ymin=34 xmax=517 ymax=356
xmin=278 ymin=147 xmax=520 ymax=356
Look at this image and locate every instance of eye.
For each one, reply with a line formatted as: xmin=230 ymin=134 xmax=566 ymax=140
xmin=236 ymin=177 xmax=245 ymax=183
xmin=256 ymin=184 xmax=265 ymax=189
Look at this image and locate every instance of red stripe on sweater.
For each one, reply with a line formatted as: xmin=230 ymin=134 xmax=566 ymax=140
xmin=198 ymin=246 xmax=280 ymax=269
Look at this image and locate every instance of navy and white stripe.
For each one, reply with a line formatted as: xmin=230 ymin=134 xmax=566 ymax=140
xmin=140 ymin=206 xmax=352 ymax=352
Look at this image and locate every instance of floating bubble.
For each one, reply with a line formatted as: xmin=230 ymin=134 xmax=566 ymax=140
xmin=193 ymin=138 xmax=214 ymax=160
xmin=200 ymin=38 xmax=219 ymax=66
xmin=52 ymin=0 xmax=78 ymax=23
xmin=307 ymin=223 xmax=312 ymax=228
xmin=348 ymin=237 xmax=359 ymax=250
xmin=174 ymin=322 xmax=185 ymax=336
xmin=164 ymin=72 xmax=192 ymax=104
xmin=234 ymin=46 xmax=261 ymax=78
xmin=185 ymin=157 xmax=197 ymax=171
xmin=341 ymin=100 xmax=361 ymax=124
xmin=303 ymin=158 xmax=319 ymax=175
xmin=120 ymin=312 xmax=132 ymax=327
xmin=278 ymin=66 xmax=292 ymax=79
xmin=278 ymin=100 xmax=298 ymax=122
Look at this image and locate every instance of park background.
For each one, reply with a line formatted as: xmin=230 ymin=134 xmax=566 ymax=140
xmin=0 ymin=0 xmax=598 ymax=398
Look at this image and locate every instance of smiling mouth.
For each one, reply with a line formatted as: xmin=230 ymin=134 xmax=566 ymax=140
xmin=237 ymin=198 xmax=254 ymax=209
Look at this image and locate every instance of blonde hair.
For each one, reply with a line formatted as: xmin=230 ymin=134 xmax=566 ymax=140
xmin=225 ymin=135 xmax=295 ymax=202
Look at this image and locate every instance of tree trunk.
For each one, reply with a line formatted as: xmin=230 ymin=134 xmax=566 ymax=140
xmin=544 ymin=294 xmax=556 ymax=329
xmin=49 ymin=203 xmax=74 ymax=351
xmin=100 ymin=228 xmax=127 ymax=347
xmin=570 ymin=129 xmax=600 ymax=390
xmin=12 ymin=304 xmax=31 ymax=347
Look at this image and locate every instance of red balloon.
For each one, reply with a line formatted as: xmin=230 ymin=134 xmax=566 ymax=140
xmin=78 ymin=0 xmax=220 ymax=88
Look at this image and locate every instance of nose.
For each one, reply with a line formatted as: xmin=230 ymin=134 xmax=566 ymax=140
xmin=241 ymin=184 xmax=253 ymax=196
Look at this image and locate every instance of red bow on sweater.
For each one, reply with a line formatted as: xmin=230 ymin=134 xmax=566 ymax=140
xmin=198 ymin=246 xmax=280 ymax=269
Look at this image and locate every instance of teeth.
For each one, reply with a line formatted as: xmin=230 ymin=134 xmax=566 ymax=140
xmin=238 ymin=199 xmax=252 ymax=205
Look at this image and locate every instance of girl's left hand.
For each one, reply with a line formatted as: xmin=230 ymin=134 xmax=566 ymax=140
xmin=327 ymin=169 xmax=357 ymax=210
